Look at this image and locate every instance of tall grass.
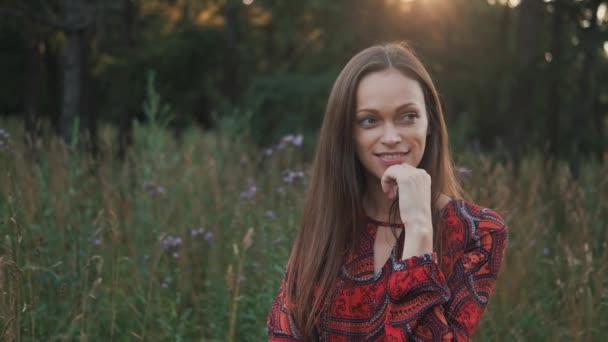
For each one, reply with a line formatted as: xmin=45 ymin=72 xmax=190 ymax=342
xmin=0 ymin=116 xmax=606 ymax=341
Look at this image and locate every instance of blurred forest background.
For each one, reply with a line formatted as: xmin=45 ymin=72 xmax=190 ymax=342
xmin=1 ymin=0 xmax=606 ymax=162
xmin=1 ymin=0 xmax=608 ymax=341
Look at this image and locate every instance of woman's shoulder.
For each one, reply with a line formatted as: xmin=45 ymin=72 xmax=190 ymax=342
xmin=442 ymin=198 xmax=509 ymax=241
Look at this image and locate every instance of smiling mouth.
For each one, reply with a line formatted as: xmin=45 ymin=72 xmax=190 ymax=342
xmin=375 ymin=152 xmax=409 ymax=159
xmin=375 ymin=152 xmax=409 ymax=165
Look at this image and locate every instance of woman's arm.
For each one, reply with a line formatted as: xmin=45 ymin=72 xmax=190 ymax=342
xmin=385 ymin=211 xmax=509 ymax=341
xmin=267 ymin=278 xmax=302 ymax=341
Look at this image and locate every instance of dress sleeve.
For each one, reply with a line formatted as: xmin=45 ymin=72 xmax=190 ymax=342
xmin=385 ymin=212 xmax=509 ymax=341
xmin=267 ymin=276 xmax=302 ymax=341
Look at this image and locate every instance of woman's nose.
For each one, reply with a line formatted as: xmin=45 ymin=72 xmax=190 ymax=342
xmin=380 ymin=124 xmax=402 ymax=145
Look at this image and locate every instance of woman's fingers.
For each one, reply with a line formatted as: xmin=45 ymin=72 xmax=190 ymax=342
xmin=381 ymin=163 xmax=419 ymax=200
xmin=381 ymin=164 xmax=409 ymax=199
xmin=381 ymin=167 xmax=398 ymax=199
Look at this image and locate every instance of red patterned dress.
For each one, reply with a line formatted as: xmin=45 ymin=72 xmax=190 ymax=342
xmin=267 ymin=198 xmax=509 ymax=341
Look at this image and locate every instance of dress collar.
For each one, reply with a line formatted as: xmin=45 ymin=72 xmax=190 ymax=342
xmin=364 ymin=197 xmax=458 ymax=228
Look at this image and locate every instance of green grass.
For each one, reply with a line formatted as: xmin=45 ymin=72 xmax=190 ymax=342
xmin=1 ymin=117 xmax=606 ymax=341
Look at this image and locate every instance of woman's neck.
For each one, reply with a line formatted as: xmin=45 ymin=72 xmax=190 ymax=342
xmin=363 ymin=180 xmax=401 ymax=224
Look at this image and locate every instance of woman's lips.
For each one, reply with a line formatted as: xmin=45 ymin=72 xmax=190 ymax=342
xmin=376 ymin=152 xmax=409 ymax=166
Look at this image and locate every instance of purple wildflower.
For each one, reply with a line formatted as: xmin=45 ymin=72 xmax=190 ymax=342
xmin=191 ymin=227 xmax=206 ymax=237
xmin=277 ymin=133 xmax=304 ymax=149
xmin=283 ymin=170 xmax=305 ymax=184
xmin=264 ymin=148 xmax=273 ymax=157
xmin=455 ymin=167 xmax=472 ymax=177
xmin=282 ymin=134 xmax=295 ymax=144
xmin=93 ymin=238 xmax=102 ymax=247
xmin=143 ymin=182 xmax=165 ymax=195
xmin=191 ymin=227 xmax=214 ymax=241
xmin=143 ymin=182 xmax=156 ymax=192
xmin=265 ymin=210 xmax=277 ymax=221
xmin=161 ymin=235 xmax=182 ymax=257
xmin=240 ymin=178 xmax=257 ymax=199
xmin=543 ymin=247 xmax=550 ymax=256
xmin=0 ymin=128 xmax=9 ymax=151
xmin=204 ymin=231 xmax=214 ymax=241
xmin=292 ymin=134 xmax=304 ymax=146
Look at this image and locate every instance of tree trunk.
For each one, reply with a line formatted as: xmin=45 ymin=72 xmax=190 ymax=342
xmin=61 ymin=0 xmax=86 ymax=146
xmin=80 ymin=26 xmax=98 ymax=156
xmin=222 ymin=0 xmax=240 ymax=105
xmin=547 ymin=0 xmax=565 ymax=158
xmin=508 ymin=0 xmax=544 ymax=170
xmin=578 ymin=0 xmax=603 ymax=161
xmin=45 ymin=37 xmax=62 ymax=135
xmin=118 ymin=0 xmax=137 ymax=160
xmin=516 ymin=0 xmax=544 ymax=66
xmin=24 ymin=37 xmax=44 ymax=148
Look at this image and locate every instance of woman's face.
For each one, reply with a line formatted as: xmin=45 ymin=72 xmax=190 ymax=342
xmin=353 ymin=68 xmax=429 ymax=182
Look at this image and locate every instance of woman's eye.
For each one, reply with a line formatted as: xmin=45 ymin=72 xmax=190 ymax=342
xmin=399 ymin=113 xmax=418 ymax=122
xmin=359 ymin=117 xmax=377 ymax=126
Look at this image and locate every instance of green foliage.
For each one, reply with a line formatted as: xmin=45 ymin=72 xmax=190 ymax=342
xmin=1 ymin=114 xmax=608 ymax=340
xmin=142 ymin=70 xmax=172 ymax=127
xmin=96 ymin=21 xmax=226 ymax=128
xmin=4 ymin=0 xmax=607 ymax=159
xmin=0 ymin=27 xmax=25 ymax=113
xmin=242 ymin=71 xmax=335 ymax=145
xmin=211 ymin=108 xmax=254 ymax=142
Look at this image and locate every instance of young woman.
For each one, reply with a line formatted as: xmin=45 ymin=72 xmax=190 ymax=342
xmin=267 ymin=42 xmax=509 ymax=341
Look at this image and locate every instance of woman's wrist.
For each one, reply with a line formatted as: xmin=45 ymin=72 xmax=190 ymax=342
xmin=401 ymin=228 xmax=433 ymax=259
xmin=400 ymin=212 xmax=431 ymax=228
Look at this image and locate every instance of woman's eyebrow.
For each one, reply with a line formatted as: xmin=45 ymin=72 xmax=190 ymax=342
xmin=394 ymin=103 xmax=419 ymax=112
xmin=355 ymin=102 xmax=419 ymax=115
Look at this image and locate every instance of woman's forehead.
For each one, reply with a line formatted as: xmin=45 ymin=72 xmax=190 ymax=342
xmin=356 ymin=69 xmax=425 ymax=110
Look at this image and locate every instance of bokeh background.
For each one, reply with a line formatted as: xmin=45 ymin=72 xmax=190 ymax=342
xmin=0 ymin=0 xmax=607 ymax=341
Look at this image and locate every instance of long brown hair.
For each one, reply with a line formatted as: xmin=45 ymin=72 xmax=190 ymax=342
xmin=283 ymin=42 xmax=466 ymax=340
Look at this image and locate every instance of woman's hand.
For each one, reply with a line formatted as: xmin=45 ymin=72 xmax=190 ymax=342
xmin=381 ymin=163 xmax=433 ymax=259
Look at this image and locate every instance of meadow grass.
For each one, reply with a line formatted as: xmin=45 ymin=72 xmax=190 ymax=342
xmin=0 ymin=117 xmax=606 ymax=341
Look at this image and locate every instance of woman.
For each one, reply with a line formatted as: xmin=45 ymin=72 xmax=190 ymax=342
xmin=267 ymin=42 xmax=509 ymax=341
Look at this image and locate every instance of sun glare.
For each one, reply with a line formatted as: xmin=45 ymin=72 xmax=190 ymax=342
xmin=508 ymin=0 xmax=521 ymax=7
xmin=488 ymin=0 xmax=520 ymax=7
xmin=598 ymin=3 xmax=607 ymax=23
xmin=390 ymin=0 xmax=415 ymax=12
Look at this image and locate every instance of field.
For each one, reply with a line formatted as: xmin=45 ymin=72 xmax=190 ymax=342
xmin=1 ymin=118 xmax=607 ymax=341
